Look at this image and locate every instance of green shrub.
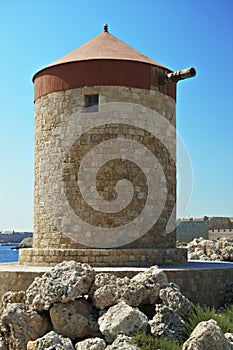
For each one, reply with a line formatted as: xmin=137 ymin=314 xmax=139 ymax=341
xmin=130 ymin=333 xmax=182 ymax=350
xmin=184 ymin=304 xmax=233 ymax=338
xmin=131 ymin=304 xmax=233 ymax=349
xmin=222 ymin=304 xmax=233 ymax=324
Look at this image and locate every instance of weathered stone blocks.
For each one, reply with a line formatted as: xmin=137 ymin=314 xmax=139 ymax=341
xmin=19 ymin=84 xmax=183 ymax=267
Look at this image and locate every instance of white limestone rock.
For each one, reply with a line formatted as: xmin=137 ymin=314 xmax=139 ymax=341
xmin=26 ymin=261 xmax=95 ymax=311
xmin=50 ymin=298 xmax=100 ymax=339
xmin=187 ymin=238 xmax=208 ymax=261
xmin=183 ymin=319 xmax=232 ymax=350
xmin=1 ymin=303 xmax=51 ymax=350
xmin=90 ymin=273 xmax=129 ymax=309
xmin=149 ymin=304 xmax=185 ymax=342
xmin=159 ymin=282 xmax=193 ymax=316
xmin=188 ymin=237 xmax=233 ymax=261
xmin=131 ymin=266 xmax=169 ymax=304
xmin=75 ymin=337 xmax=106 ymax=350
xmin=222 ymin=247 xmax=233 ymax=262
xmin=1 ymin=290 xmax=26 ymax=309
xmin=225 ymin=333 xmax=233 ymax=345
xmin=92 ymin=276 xmax=148 ymax=310
xmin=105 ymin=334 xmax=139 ymax=350
xmin=27 ymin=330 xmax=74 ymax=350
xmin=91 ymin=266 xmax=168 ymax=309
xmin=98 ymin=300 xmax=148 ymax=343
xmin=131 ymin=266 xmax=169 ymax=288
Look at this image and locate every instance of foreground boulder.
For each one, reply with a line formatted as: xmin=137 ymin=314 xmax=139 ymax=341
xmin=159 ymin=282 xmax=193 ymax=316
xmin=75 ymin=337 xmax=106 ymax=350
xmin=26 ymin=261 xmax=95 ymax=311
xmin=1 ymin=303 xmax=51 ymax=350
xmin=225 ymin=333 xmax=233 ymax=346
xmin=105 ymin=334 xmax=139 ymax=349
xmin=149 ymin=304 xmax=185 ymax=342
xmin=130 ymin=266 xmax=169 ymax=304
xmin=90 ymin=273 xmax=131 ymax=309
xmin=91 ymin=266 xmax=169 ymax=309
xmin=98 ymin=301 xmax=148 ymax=343
xmin=183 ymin=319 xmax=232 ymax=350
xmin=27 ymin=331 xmax=74 ymax=350
xmin=50 ymin=298 xmax=100 ymax=339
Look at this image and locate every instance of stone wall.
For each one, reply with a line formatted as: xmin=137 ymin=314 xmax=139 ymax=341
xmin=1 ymin=264 xmax=233 ymax=308
xmin=209 ymin=229 xmax=233 ymax=240
xmin=177 ymin=220 xmax=208 ymax=242
xmin=165 ymin=267 xmax=233 ymax=307
xmin=177 ymin=217 xmax=233 ymax=243
xmin=208 ymin=217 xmax=233 ymax=230
xmin=19 ymin=84 xmax=183 ymax=266
xmin=0 ymin=269 xmax=44 ymax=300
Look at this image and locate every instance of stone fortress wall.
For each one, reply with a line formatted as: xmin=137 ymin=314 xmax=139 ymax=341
xmin=177 ymin=216 xmax=233 ymax=242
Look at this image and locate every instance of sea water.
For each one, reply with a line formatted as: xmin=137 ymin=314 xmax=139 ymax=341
xmin=0 ymin=245 xmax=19 ymax=263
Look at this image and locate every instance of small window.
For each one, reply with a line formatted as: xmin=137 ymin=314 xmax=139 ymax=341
xmin=85 ymin=94 xmax=99 ymax=112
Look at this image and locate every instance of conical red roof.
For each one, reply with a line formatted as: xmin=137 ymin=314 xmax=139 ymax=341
xmin=47 ymin=26 xmax=164 ymax=68
xmin=33 ymin=25 xmax=176 ymax=102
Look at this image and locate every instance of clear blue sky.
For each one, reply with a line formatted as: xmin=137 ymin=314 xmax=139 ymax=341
xmin=0 ymin=0 xmax=232 ymax=231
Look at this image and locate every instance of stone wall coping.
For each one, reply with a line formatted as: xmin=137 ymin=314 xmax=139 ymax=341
xmin=1 ymin=260 xmax=233 ymax=273
xmin=0 ymin=263 xmax=51 ymax=272
xmin=161 ymin=260 xmax=233 ymax=271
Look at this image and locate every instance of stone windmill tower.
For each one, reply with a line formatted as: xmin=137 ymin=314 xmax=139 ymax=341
xmin=19 ymin=25 xmax=195 ymax=267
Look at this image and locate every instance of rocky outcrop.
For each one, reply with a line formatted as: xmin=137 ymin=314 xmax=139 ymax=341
xmin=183 ymin=319 xmax=232 ymax=350
xmin=0 ymin=261 xmax=194 ymax=349
xmin=16 ymin=237 xmax=33 ymax=249
xmin=27 ymin=331 xmax=74 ymax=350
xmin=98 ymin=300 xmax=148 ymax=343
xmin=188 ymin=237 xmax=233 ymax=261
xmin=149 ymin=304 xmax=185 ymax=342
xmin=2 ymin=260 xmax=233 ymax=349
xmin=50 ymin=298 xmax=100 ymax=339
xmin=26 ymin=261 xmax=95 ymax=310
xmin=75 ymin=337 xmax=106 ymax=350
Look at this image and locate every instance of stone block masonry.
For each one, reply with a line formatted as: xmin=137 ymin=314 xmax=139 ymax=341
xmin=1 ymin=262 xmax=233 ymax=308
xmin=19 ymin=84 xmax=185 ymax=266
xmin=19 ymin=248 xmax=187 ymax=267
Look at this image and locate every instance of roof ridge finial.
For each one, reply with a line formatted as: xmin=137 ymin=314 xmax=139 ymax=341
xmin=103 ymin=24 xmax=108 ymax=33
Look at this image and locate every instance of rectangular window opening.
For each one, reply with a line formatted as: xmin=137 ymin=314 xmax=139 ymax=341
xmin=85 ymin=94 xmax=99 ymax=112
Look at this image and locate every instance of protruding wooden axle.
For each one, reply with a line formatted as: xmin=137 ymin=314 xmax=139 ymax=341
xmin=159 ymin=67 xmax=196 ymax=84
